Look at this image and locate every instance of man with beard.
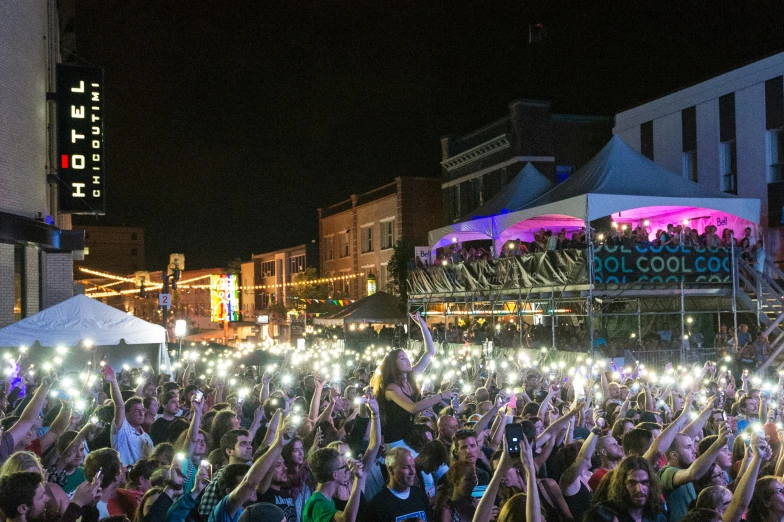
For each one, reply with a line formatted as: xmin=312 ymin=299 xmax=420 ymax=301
xmin=450 ymin=429 xmax=491 ymax=485
xmin=149 ymin=391 xmax=181 ymax=446
xmin=658 ymin=426 xmax=729 ymax=522
xmin=589 ymin=432 xmax=623 ymax=490
xmin=257 ymin=455 xmax=296 ymax=522
xmin=584 ymin=456 xmax=667 ymax=522
xmin=365 ymin=447 xmax=428 ymax=522
xmin=0 ymin=473 xmax=48 ymax=522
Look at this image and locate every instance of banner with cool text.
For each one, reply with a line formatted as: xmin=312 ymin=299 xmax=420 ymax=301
xmin=593 ymin=245 xmax=731 ymax=284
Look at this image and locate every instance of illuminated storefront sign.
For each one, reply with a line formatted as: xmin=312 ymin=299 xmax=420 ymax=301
xmin=56 ymin=65 xmax=105 ymax=214
xmin=210 ymin=274 xmax=240 ymax=322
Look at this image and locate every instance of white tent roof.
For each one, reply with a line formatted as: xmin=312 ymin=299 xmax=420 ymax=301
xmin=431 ymin=135 xmax=760 ymax=248
xmin=0 ymin=294 xmax=166 ymax=347
xmin=497 ymin=135 xmax=759 ymax=227
xmin=428 ymin=163 xmax=556 ymax=247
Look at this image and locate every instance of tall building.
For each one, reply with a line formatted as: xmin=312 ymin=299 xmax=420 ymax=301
xmin=614 ymin=51 xmax=784 ymax=268
xmin=318 ymin=177 xmax=442 ymax=300
xmin=0 ymin=1 xmax=84 ymax=327
xmin=441 ymin=99 xmax=612 ymax=223
xmin=74 ymin=226 xmax=145 ymax=274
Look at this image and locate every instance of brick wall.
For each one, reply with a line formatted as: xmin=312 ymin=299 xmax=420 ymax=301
xmin=42 ymin=252 xmax=73 ymax=309
xmin=0 ymin=1 xmax=48 ymax=217
xmin=25 ymin=246 xmax=40 ymax=315
xmin=0 ymin=244 xmax=14 ymax=327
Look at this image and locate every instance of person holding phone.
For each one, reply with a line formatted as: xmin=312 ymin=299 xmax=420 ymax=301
xmin=104 ymin=364 xmax=154 ymax=466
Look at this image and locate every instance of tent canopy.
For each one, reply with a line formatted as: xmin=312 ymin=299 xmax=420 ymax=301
xmin=0 ymin=294 xmax=170 ymax=370
xmin=432 ymin=135 xmax=760 ymax=250
xmin=429 ymin=163 xmax=555 ymax=248
xmin=314 ymin=292 xmax=405 ymax=326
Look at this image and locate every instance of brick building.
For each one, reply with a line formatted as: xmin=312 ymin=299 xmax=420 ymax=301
xmin=318 ymin=177 xmax=442 ymax=300
xmin=441 ymin=99 xmax=612 ymax=223
xmin=74 ymin=226 xmax=145 ymax=274
xmin=0 ymin=1 xmax=84 ymax=327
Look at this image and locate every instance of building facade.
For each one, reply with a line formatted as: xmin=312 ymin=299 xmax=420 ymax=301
xmin=614 ymin=51 xmax=784 ymax=268
xmin=441 ymin=99 xmax=612 ymax=223
xmin=318 ymin=177 xmax=442 ymax=300
xmin=0 ymin=1 xmax=84 ymax=327
xmin=74 ymin=226 xmax=145 ymax=274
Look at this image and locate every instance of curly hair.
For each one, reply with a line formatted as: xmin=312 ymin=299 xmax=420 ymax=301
xmin=372 ymin=349 xmax=421 ymax=425
xmin=747 ymin=476 xmax=782 ymax=522
xmin=606 ymin=456 xmax=664 ymax=515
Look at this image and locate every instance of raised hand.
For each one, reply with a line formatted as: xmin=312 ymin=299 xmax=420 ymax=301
xmin=347 ymin=458 xmax=365 ymax=479
xmin=366 ymin=394 xmax=379 ymax=416
xmin=520 ymin=434 xmax=535 ymax=473
xmin=593 ymin=408 xmax=606 ymax=429
xmin=498 ymin=435 xmax=515 ymax=471
xmin=71 ymin=475 xmax=102 ymax=507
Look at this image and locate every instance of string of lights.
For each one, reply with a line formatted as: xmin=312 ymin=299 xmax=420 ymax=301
xmin=78 ymin=267 xmax=137 ymax=282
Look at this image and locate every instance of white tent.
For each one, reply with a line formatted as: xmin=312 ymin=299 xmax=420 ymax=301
xmin=0 ymin=294 xmax=171 ymax=371
xmin=432 ymin=135 xmax=761 ymax=249
xmin=429 ymin=163 xmax=556 ymax=249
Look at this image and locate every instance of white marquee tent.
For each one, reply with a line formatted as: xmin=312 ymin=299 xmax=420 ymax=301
xmin=430 ymin=135 xmax=761 ymax=252
xmin=0 ymin=294 xmax=171 ymax=371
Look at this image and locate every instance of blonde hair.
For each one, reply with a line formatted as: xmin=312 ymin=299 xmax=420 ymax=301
xmin=0 ymin=451 xmax=44 ymax=480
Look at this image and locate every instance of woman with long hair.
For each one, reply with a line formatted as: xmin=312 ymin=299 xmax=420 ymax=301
xmin=438 ymin=460 xmax=478 ymax=522
xmin=282 ymin=436 xmax=315 ymax=522
xmin=209 ymin=409 xmax=239 ymax=449
xmin=747 ymin=477 xmax=784 ymax=522
xmin=372 ymin=312 xmax=453 ymax=447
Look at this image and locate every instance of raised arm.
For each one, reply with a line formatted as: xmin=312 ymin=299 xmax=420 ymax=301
xmin=184 ymin=398 xmax=203 ymax=457
xmin=559 ymin=414 xmax=601 ymax=496
xmin=670 ymin=425 xmax=727 ymax=487
xmin=7 ymin=377 xmax=54 ymax=448
xmin=682 ymin=396 xmax=715 ymax=438
xmin=724 ymin=435 xmax=763 ymax=522
xmin=308 ymin=375 xmax=327 ymax=423
xmin=522 ymin=437 xmax=542 ymax=522
xmin=473 ymin=436 xmax=514 ymax=522
xmin=38 ymin=399 xmax=73 ymax=453
xmin=361 ymin=394 xmax=381 ymax=469
xmin=643 ymin=393 xmax=693 ymax=465
xmin=105 ymin=367 xmax=125 ymax=429
xmin=411 ymin=312 xmax=436 ymax=376
xmin=537 ymin=402 xmax=583 ymax=447
xmin=334 ymin=460 xmax=366 ymax=522
xmin=225 ymin=410 xmax=287 ymax=515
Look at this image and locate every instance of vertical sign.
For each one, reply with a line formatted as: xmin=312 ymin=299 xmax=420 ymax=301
xmin=56 ymin=65 xmax=105 ymax=214
xmin=210 ymin=274 xmax=240 ymax=323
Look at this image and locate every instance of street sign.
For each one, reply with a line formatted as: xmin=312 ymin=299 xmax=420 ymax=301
xmin=159 ymin=293 xmax=172 ymax=308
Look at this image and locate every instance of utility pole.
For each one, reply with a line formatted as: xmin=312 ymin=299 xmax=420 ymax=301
xmin=161 ymin=258 xmax=181 ymax=333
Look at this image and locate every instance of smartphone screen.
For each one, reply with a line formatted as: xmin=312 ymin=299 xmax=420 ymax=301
xmin=194 ymin=390 xmax=204 ymax=403
xmin=505 ymin=423 xmax=523 ymax=458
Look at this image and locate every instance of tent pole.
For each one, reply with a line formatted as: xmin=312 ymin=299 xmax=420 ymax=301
xmin=637 ymin=298 xmax=642 ymax=344
xmin=680 ymin=280 xmax=686 ymax=364
xmin=551 ymin=284 xmax=556 ymax=349
xmin=731 ymin=242 xmax=738 ymax=353
xmin=585 ymin=218 xmax=594 ymax=357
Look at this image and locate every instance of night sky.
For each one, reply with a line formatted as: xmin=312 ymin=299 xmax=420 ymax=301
xmin=71 ymin=1 xmax=784 ymax=271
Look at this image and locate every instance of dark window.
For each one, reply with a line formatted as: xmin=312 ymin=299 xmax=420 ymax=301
xmin=131 ymin=248 xmax=138 ymax=256
xmin=131 ymin=233 xmax=138 ymax=241
xmin=641 ymin=121 xmax=654 ymax=160
xmin=682 ymin=106 xmax=697 ymax=152
xmin=765 ymin=76 xmax=784 ymax=130
xmin=719 ymin=93 xmax=736 ymax=142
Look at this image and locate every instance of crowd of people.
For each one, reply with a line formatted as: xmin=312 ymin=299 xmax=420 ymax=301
xmin=0 ymin=312 xmax=782 ymax=522
xmin=429 ymin=224 xmax=764 ymax=270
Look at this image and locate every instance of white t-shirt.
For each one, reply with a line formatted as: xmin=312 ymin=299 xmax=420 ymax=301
xmin=111 ymin=418 xmax=153 ymax=466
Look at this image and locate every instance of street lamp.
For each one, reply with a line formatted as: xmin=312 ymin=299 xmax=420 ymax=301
xmin=175 ymin=320 xmax=187 ymax=364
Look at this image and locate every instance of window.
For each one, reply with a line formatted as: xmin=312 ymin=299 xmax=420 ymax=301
xmin=289 ymin=254 xmax=305 ymax=274
xmin=261 ymin=261 xmax=275 ymax=277
xmin=720 ymin=140 xmax=737 ymax=194
xmin=339 ymin=232 xmax=350 ymax=258
xmin=361 ymin=226 xmax=373 ymax=253
xmin=641 ymin=120 xmax=653 ymax=160
xmin=682 ymin=150 xmax=698 ymax=182
xmin=380 ymin=220 xmax=394 ymax=250
xmin=767 ymin=128 xmax=784 ymax=183
xmin=323 ymin=236 xmax=334 ymax=261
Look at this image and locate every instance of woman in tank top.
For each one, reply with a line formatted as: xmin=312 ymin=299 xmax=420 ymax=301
xmin=373 ymin=312 xmax=456 ymax=447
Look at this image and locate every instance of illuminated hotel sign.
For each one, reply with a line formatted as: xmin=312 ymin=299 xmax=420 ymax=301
xmin=56 ymin=65 xmax=105 ymax=214
xmin=210 ymin=274 xmax=241 ymax=323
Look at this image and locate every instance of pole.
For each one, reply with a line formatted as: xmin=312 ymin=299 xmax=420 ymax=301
xmin=586 ymin=220 xmax=595 ymax=357
xmin=731 ymin=239 xmax=739 ymax=352
xmin=551 ymin=284 xmax=556 ymax=350
xmin=637 ymin=298 xmax=642 ymax=343
xmin=680 ymin=280 xmax=686 ymax=364
xmin=161 ymin=264 xmax=169 ymax=335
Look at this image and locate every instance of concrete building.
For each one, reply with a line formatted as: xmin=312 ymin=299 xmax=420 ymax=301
xmin=0 ymin=1 xmax=84 ymax=327
xmin=441 ymin=99 xmax=612 ymax=223
xmin=319 ymin=177 xmax=442 ymax=300
xmin=74 ymin=226 xmax=145 ymax=274
xmin=614 ymin=51 xmax=784 ymax=268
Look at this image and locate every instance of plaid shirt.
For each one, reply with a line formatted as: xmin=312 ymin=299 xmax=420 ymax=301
xmin=198 ymin=466 xmax=227 ymax=518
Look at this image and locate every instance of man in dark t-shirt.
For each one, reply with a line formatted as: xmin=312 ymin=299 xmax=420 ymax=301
xmin=257 ymin=455 xmax=296 ymax=522
xmin=366 ymin=447 xmax=429 ymax=522
xmin=148 ymin=392 xmax=180 ymax=446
